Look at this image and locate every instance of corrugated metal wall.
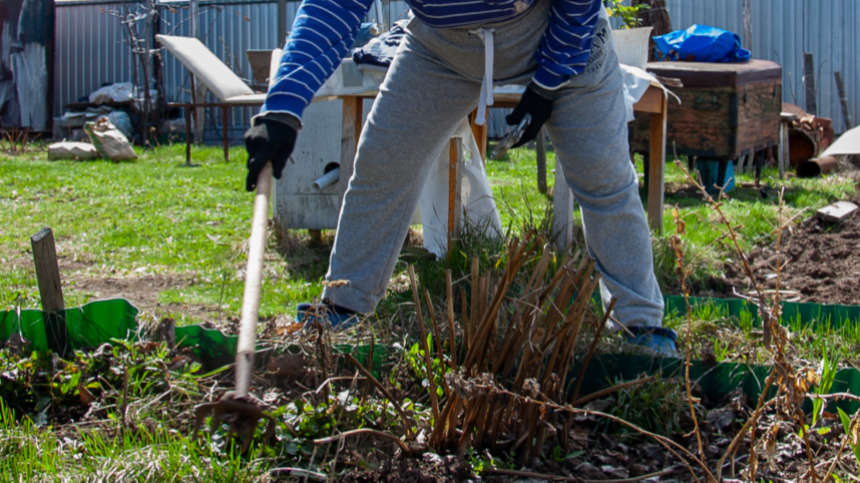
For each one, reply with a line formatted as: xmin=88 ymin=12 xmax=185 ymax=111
xmin=54 ymin=0 xmax=859 ymax=140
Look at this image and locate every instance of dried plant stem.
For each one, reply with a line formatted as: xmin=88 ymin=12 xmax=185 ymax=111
xmin=717 ymin=370 xmax=776 ymax=481
xmin=313 ymin=428 xmax=410 ymax=453
xmin=669 ymin=207 xmax=706 ymax=461
xmin=570 ymin=375 xmax=656 ymax=407
xmin=344 ymin=353 xmax=413 ymax=438
xmin=408 ymin=265 xmax=440 ymax=422
xmin=445 ymin=270 xmax=458 ymax=370
xmin=570 ymin=298 xmax=616 ymax=403
xmin=490 ymin=387 xmax=712 ymax=483
xmin=424 ymin=288 xmax=450 ymax=397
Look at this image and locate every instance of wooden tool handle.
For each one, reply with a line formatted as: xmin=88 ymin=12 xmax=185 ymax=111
xmin=235 ymin=162 xmax=273 ymax=397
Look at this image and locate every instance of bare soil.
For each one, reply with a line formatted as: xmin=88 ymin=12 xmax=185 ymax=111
xmin=720 ymin=188 xmax=860 ymax=306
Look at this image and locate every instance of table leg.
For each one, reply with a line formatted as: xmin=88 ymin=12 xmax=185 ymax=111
xmin=647 ymin=94 xmax=667 ymax=235
xmin=470 ymin=108 xmax=489 ymax=161
xmin=338 ymin=97 xmax=360 ymax=210
xmin=184 ymin=104 xmax=192 ymax=166
xmin=222 ymin=106 xmax=229 ymax=162
xmin=778 ymin=121 xmax=787 ymax=180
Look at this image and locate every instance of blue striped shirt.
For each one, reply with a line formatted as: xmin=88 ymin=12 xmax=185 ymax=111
xmin=262 ymin=0 xmax=601 ymax=121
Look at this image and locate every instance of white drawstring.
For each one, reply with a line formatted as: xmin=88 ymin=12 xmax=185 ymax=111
xmin=469 ymin=28 xmax=495 ymax=126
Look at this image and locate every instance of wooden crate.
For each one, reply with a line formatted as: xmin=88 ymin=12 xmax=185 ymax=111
xmin=631 ymin=60 xmax=782 ymax=160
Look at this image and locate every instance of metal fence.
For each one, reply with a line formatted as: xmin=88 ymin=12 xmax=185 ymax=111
xmin=55 ymin=0 xmax=859 ymax=141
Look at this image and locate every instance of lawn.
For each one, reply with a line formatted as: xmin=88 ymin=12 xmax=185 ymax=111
xmin=2 ymin=140 xmax=859 ymax=481
xmin=3 ymin=142 xmax=853 ymax=326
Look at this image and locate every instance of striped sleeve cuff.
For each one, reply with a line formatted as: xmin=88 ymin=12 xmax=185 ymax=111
xmin=532 ymin=67 xmax=569 ymax=90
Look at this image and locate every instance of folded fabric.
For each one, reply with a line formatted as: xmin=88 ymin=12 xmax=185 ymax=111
xmin=352 ymin=20 xmax=409 ymax=69
xmin=654 ymin=24 xmax=751 ymax=63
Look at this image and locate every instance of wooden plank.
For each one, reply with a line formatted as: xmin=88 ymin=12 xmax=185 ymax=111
xmin=817 ymin=201 xmax=858 ymax=223
xmin=338 ymin=96 xmax=359 ymax=209
xmin=535 ymin=128 xmax=547 ymax=194
xmin=648 ymin=93 xmax=667 ymax=234
xmin=31 ymin=227 xmax=68 ymax=356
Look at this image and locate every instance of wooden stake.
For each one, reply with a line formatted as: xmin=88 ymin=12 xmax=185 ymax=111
xmin=835 ymin=72 xmax=853 ymax=130
xmin=803 ymin=53 xmax=817 ymax=115
xmin=31 ymin=227 xmax=68 ymax=355
xmin=742 ymin=0 xmax=753 ymax=53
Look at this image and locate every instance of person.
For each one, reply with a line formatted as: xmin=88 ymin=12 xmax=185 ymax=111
xmin=243 ymin=0 xmax=677 ymax=355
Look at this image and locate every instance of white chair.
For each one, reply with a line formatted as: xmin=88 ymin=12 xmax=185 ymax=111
xmin=156 ymin=34 xmax=280 ymax=162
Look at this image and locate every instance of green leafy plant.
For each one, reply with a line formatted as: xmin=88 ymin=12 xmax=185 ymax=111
xmin=605 ymin=0 xmax=647 ymax=29
xmin=812 ymin=347 xmax=840 ymax=428
xmin=838 ymin=407 xmax=860 ymax=477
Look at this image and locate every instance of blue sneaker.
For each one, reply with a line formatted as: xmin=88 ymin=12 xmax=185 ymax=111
xmin=625 ymin=326 xmax=679 ymax=357
xmin=297 ymin=302 xmax=360 ymax=330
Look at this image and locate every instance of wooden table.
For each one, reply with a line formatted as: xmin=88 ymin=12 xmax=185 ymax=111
xmin=471 ymin=85 xmax=669 ymax=238
xmin=333 ymin=83 xmax=668 ymax=252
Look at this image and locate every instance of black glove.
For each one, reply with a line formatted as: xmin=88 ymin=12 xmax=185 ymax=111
xmin=506 ymin=83 xmax=555 ymax=148
xmin=243 ymin=117 xmax=298 ymax=192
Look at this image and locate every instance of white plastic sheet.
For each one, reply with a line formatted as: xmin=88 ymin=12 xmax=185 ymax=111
xmin=418 ymin=118 xmax=503 ymax=258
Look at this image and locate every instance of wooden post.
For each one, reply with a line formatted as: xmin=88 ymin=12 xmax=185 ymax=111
xmin=190 ymin=0 xmax=207 ymax=145
xmin=535 ymin=128 xmax=547 ymax=194
xmin=447 ymin=138 xmax=463 ymax=258
xmin=552 ymin=159 xmax=574 ymax=252
xmin=803 ymin=53 xmax=817 ymax=116
xmin=277 ymin=0 xmax=288 ymax=46
xmin=742 ymin=0 xmax=753 ymax=53
xmin=835 ymin=72 xmax=853 ymax=130
xmin=31 ymin=227 xmax=68 ymax=355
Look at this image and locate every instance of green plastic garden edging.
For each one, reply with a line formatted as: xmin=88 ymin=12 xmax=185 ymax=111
xmin=3 ymin=296 xmax=860 ymax=412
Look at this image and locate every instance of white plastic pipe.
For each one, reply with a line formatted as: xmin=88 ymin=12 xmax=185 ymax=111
xmin=312 ymin=168 xmax=340 ymax=191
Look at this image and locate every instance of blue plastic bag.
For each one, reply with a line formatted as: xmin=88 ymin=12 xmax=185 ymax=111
xmin=654 ymin=25 xmax=751 ymax=63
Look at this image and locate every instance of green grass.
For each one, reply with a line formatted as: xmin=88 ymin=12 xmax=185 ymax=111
xmin=1 ymin=142 xmax=855 ymax=328
xmin=1 ymin=144 xmax=323 ymax=322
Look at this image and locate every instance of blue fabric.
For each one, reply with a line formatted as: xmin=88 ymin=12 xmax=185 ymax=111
xmin=697 ymin=160 xmax=735 ymax=195
xmin=353 ymin=20 xmax=409 ymax=69
xmin=653 ymin=24 xmax=752 ymax=63
xmin=297 ymin=302 xmax=360 ymax=330
xmin=262 ymin=0 xmax=603 ymax=121
xmin=625 ymin=327 xmax=679 ymax=357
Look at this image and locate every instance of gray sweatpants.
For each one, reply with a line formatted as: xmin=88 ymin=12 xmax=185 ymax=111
xmin=323 ymin=0 xmax=665 ymax=327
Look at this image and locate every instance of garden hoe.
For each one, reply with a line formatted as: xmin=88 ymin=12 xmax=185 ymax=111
xmin=192 ymin=162 xmax=277 ymax=453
